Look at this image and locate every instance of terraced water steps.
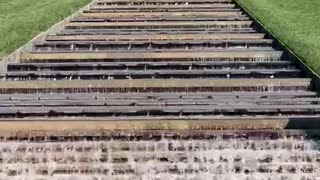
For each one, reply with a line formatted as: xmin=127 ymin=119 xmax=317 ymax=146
xmin=1 ymin=0 xmax=320 ymax=179
xmin=89 ymin=4 xmax=236 ymax=10
xmin=20 ymin=51 xmax=282 ymax=63
xmin=46 ymin=33 xmax=265 ymax=41
xmin=60 ymin=29 xmax=257 ymax=36
xmin=0 ymin=91 xmax=316 ymax=100
xmin=1 ymin=0 xmax=319 ymax=135
xmin=71 ymin=16 xmax=251 ymax=23
xmin=83 ymin=8 xmax=242 ymax=13
xmin=7 ymin=61 xmax=294 ymax=71
xmin=33 ymin=39 xmax=273 ymax=52
xmin=2 ymin=69 xmax=300 ymax=80
xmin=94 ymin=0 xmax=234 ymax=4
xmin=80 ymin=11 xmax=243 ymax=18
xmin=65 ymin=21 xmax=252 ymax=30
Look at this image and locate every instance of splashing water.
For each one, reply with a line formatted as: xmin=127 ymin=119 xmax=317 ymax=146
xmin=0 ymin=138 xmax=319 ymax=180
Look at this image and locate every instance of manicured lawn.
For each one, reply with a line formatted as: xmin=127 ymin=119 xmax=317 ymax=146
xmin=0 ymin=0 xmax=91 ymax=59
xmin=237 ymin=0 xmax=320 ymax=74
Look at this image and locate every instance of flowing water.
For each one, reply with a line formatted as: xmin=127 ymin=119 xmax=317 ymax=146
xmin=1 ymin=0 xmax=320 ymax=179
xmin=0 ymin=137 xmax=319 ymax=180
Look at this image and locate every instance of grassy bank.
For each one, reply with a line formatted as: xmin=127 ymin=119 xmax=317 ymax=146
xmin=0 ymin=0 xmax=91 ymax=59
xmin=237 ymin=0 xmax=320 ymax=74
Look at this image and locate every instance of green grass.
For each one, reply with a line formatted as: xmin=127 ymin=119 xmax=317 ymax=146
xmin=237 ymin=0 xmax=320 ymax=74
xmin=0 ymin=0 xmax=91 ymax=59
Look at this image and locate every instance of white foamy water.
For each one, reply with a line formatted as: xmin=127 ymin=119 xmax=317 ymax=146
xmin=0 ymin=138 xmax=319 ymax=180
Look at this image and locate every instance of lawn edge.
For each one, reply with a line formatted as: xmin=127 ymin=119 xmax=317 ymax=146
xmin=235 ymin=0 xmax=320 ymax=92
xmin=0 ymin=1 xmax=94 ymax=72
